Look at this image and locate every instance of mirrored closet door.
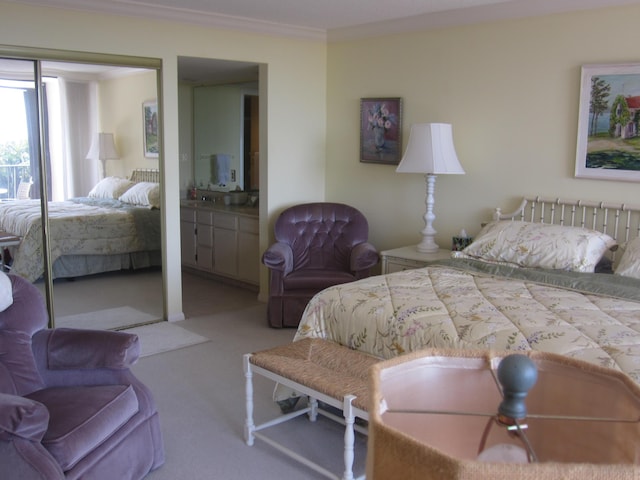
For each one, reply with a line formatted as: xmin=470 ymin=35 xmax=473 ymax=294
xmin=0 ymin=51 xmax=164 ymax=330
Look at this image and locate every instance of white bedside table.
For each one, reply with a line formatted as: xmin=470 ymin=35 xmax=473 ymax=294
xmin=380 ymin=246 xmax=452 ymax=274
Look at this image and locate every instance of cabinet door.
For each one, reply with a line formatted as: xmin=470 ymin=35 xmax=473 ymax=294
xmin=195 ymin=211 xmax=214 ymax=271
xmin=180 ymin=208 xmax=197 ymax=267
xmin=238 ymin=217 xmax=259 ymax=284
xmin=180 ymin=220 xmax=197 ymax=267
xmin=214 ymin=227 xmax=237 ymax=276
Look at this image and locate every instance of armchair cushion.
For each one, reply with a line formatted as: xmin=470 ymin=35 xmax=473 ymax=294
xmin=26 ymin=384 xmax=139 ymax=471
xmin=0 ymin=393 xmax=49 ymax=442
xmin=45 ymin=328 xmax=140 ymax=370
xmin=283 ymin=269 xmax=356 ymax=291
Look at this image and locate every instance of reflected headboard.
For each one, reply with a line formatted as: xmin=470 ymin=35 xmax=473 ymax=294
xmin=130 ymin=169 xmax=160 ymax=183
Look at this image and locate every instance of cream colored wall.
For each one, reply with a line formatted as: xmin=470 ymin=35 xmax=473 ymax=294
xmin=0 ymin=2 xmax=327 ymax=318
xmin=100 ymin=71 xmax=159 ymax=177
xmin=326 ymin=5 xmax=640 ymax=258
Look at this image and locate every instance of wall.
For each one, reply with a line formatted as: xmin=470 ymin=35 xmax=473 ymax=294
xmin=0 ymin=1 xmax=327 ymax=317
xmin=100 ymin=70 xmax=159 ymax=178
xmin=326 ymin=5 xmax=640 ymax=256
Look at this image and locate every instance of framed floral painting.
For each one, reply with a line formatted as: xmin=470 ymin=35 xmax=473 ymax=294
xmin=360 ymin=97 xmax=402 ymax=164
xmin=575 ymin=63 xmax=640 ymax=181
xmin=143 ymin=100 xmax=159 ymax=158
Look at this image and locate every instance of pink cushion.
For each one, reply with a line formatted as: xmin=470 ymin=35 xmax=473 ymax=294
xmin=26 ymin=385 xmax=139 ymax=471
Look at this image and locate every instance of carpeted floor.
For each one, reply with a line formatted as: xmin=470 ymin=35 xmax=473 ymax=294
xmin=134 ymin=272 xmax=368 ymax=479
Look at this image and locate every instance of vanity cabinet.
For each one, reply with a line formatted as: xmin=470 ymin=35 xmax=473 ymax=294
xmin=213 ymin=212 xmax=238 ymax=278
xmin=181 ymin=205 xmax=259 ymax=286
xmin=180 ymin=207 xmax=197 ymax=268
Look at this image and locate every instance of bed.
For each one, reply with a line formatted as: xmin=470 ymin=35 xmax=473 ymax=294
xmin=276 ymin=196 xmax=640 ymax=401
xmin=0 ymin=169 xmax=161 ymax=282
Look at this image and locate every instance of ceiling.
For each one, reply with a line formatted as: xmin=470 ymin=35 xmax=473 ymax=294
xmin=8 ymin=0 xmax=640 ymax=41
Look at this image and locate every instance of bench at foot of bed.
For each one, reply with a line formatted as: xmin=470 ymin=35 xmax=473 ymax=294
xmin=243 ymin=338 xmax=380 ymax=480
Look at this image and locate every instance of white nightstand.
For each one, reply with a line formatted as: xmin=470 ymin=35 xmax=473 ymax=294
xmin=380 ymin=246 xmax=452 ymax=274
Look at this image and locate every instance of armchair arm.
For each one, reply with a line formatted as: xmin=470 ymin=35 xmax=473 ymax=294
xmin=262 ymin=242 xmax=294 ymax=275
xmin=0 ymin=393 xmax=48 ymax=442
xmin=33 ymin=328 xmax=140 ymax=371
xmin=350 ymin=242 xmax=379 ymax=272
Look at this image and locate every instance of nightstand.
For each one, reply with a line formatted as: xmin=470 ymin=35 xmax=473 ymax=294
xmin=380 ymin=246 xmax=451 ymax=274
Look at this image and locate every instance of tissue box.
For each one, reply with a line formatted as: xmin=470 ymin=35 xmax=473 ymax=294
xmin=452 ymin=236 xmax=473 ymax=251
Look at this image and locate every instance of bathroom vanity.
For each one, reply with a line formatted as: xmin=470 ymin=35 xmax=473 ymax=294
xmin=180 ymin=200 xmax=259 ymax=287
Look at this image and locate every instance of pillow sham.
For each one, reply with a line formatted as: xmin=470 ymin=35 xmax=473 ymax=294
xmin=614 ymin=237 xmax=640 ymax=279
xmin=454 ymin=220 xmax=617 ymax=273
xmin=88 ymin=176 xmax=135 ymax=200
xmin=118 ymin=181 xmax=160 ymax=208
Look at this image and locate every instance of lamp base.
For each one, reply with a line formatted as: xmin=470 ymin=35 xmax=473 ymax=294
xmin=416 ymin=237 xmax=440 ymax=253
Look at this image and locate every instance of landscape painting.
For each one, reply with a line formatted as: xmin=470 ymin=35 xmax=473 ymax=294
xmin=575 ymin=64 xmax=640 ymax=181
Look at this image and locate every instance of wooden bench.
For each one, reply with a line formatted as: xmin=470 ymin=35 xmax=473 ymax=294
xmin=243 ymin=338 xmax=380 ymax=480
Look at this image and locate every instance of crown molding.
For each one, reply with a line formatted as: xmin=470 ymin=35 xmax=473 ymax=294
xmin=7 ymin=0 xmax=328 ymax=41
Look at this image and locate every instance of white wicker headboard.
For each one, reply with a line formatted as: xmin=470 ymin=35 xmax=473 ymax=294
xmin=129 ymin=169 xmax=160 ymax=183
xmin=494 ymin=196 xmax=640 ymax=258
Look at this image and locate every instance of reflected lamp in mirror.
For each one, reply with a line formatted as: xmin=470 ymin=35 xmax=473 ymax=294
xmin=396 ymin=123 xmax=464 ymax=253
xmin=86 ymin=132 xmax=120 ymax=178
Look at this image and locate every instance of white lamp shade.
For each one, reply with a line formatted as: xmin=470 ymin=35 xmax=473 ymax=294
xmin=396 ymin=123 xmax=464 ymax=175
xmin=86 ymin=133 xmax=120 ymax=161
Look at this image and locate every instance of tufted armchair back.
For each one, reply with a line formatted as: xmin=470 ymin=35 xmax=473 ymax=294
xmin=263 ymin=203 xmax=379 ymax=327
xmin=274 ymin=203 xmax=369 ymax=273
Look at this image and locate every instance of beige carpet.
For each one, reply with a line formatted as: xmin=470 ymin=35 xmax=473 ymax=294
xmin=56 ymin=306 xmax=159 ymax=330
xmin=124 ymin=321 xmax=210 ymax=358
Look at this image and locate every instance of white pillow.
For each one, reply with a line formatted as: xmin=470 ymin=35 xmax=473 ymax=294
xmin=454 ymin=221 xmax=617 ymax=273
xmin=88 ymin=177 xmax=135 ymax=200
xmin=0 ymin=271 xmax=13 ymax=312
xmin=615 ymin=237 xmax=640 ymax=279
xmin=118 ymin=182 xmax=160 ymax=208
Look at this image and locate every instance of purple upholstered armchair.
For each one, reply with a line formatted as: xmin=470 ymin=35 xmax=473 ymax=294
xmin=0 ymin=274 xmax=164 ymax=479
xmin=262 ymin=202 xmax=379 ymax=328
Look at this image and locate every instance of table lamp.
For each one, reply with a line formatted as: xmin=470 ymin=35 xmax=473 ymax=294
xmin=86 ymin=132 xmax=120 ymax=178
xmin=396 ymin=123 xmax=465 ymax=253
xmin=368 ymin=349 xmax=640 ymax=479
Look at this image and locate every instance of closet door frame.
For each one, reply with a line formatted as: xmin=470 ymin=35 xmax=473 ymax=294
xmin=0 ymin=45 xmax=164 ymax=327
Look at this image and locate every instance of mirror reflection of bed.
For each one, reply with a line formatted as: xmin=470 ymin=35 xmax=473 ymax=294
xmin=0 ymin=58 xmax=164 ymax=330
xmin=5 ymin=168 xmax=164 ymax=330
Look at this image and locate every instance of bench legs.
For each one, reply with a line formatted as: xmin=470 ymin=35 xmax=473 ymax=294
xmin=243 ymin=353 xmax=366 ymax=480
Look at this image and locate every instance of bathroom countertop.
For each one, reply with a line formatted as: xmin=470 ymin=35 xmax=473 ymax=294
xmin=180 ymin=199 xmax=259 ymax=218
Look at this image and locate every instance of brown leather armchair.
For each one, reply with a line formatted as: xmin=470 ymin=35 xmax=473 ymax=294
xmin=262 ymin=202 xmax=379 ymax=328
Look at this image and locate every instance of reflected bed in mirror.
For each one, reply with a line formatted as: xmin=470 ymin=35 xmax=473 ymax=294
xmin=0 ymin=169 xmax=161 ymax=282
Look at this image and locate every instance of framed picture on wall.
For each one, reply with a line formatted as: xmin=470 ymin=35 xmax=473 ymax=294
xmin=360 ymin=97 xmax=402 ymax=164
xmin=143 ymin=100 xmax=159 ymax=158
xmin=575 ymin=63 xmax=640 ymax=181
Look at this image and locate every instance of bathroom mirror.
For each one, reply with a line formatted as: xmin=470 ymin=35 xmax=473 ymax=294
xmin=179 ymin=57 xmax=258 ymax=193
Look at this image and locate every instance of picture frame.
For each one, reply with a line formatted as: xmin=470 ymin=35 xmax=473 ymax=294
xmin=575 ymin=63 xmax=640 ymax=181
xmin=143 ymin=100 xmax=159 ymax=158
xmin=360 ymin=97 xmax=402 ymax=164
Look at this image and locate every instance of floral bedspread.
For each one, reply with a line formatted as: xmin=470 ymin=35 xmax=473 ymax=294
xmin=0 ymin=198 xmax=160 ymax=282
xmin=290 ymin=259 xmax=640 ymax=388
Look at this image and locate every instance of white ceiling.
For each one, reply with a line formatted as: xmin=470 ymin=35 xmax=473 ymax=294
xmin=8 ymin=0 xmax=640 ymax=41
